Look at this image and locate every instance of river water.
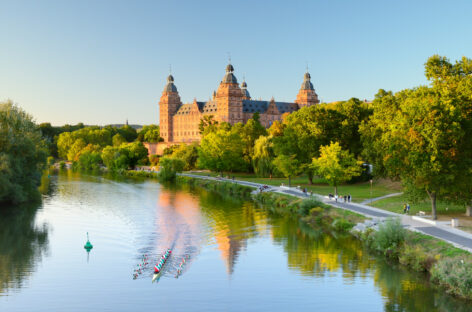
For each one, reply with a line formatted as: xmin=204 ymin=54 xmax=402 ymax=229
xmin=0 ymin=172 xmax=469 ymax=311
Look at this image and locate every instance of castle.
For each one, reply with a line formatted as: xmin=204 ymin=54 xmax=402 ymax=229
xmin=147 ymin=63 xmax=319 ymax=154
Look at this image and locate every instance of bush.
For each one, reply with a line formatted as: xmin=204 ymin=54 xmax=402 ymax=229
xmin=158 ymin=157 xmax=185 ymax=182
xmin=399 ymin=244 xmax=436 ymax=272
xmin=370 ymin=218 xmax=406 ymax=258
xmin=297 ymin=198 xmax=324 ymax=216
xmin=431 ymin=257 xmax=472 ymax=299
xmin=59 ymin=161 xmax=66 ymax=169
xmin=331 ymin=218 xmax=354 ymax=233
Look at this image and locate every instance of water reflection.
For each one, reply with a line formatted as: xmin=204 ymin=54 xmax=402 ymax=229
xmin=0 ymin=172 xmax=469 ymax=311
xmin=0 ymin=204 xmax=49 ymax=295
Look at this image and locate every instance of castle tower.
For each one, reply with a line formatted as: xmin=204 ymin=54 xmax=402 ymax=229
xmin=159 ymin=75 xmax=181 ymax=142
xmin=295 ymin=72 xmax=319 ymax=108
xmin=240 ymin=80 xmax=251 ymax=100
xmin=216 ymin=63 xmax=243 ymax=124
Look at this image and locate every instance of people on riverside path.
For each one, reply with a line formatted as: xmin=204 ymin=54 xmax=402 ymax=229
xmin=348 ymin=194 xmax=351 ymax=202
xmin=407 ymin=203 xmax=410 ymax=214
xmin=403 ymin=203 xmax=407 ymax=213
xmin=344 ymin=195 xmax=347 ymax=202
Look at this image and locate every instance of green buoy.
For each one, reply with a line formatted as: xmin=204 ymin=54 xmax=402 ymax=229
xmin=84 ymin=232 xmax=93 ymax=250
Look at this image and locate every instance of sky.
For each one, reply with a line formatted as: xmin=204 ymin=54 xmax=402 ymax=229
xmin=1 ymin=0 xmax=472 ymax=126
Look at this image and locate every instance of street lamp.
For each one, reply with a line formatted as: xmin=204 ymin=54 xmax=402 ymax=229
xmin=370 ymin=179 xmax=373 ymax=203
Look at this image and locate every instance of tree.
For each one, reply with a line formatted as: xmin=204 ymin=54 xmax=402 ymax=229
xmin=0 ymin=101 xmax=47 ymax=204
xmin=252 ymin=135 xmax=276 ymax=177
xmin=272 ymin=105 xmax=345 ymax=184
xmin=240 ymin=115 xmax=267 ymax=166
xmin=272 ymin=154 xmax=301 ymax=187
xmin=137 ymin=125 xmax=161 ymax=142
xmin=112 ymin=133 xmax=126 ymax=146
xmin=311 ymin=142 xmax=362 ymax=196
xmin=158 ymin=156 xmax=185 ymax=181
xmin=171 ymin=143 xmax=199 ymax=171
xmin=118 ymin=125 xmax=138 ymax=142
xmin=198 ymin=127 xmax=246 ymax=173
xmin=199 ymin=115 xmax=219 ymax=135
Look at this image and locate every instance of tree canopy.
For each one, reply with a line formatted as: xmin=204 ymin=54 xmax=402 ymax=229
xmin=0 ymin=101 xmax=47 ymax=204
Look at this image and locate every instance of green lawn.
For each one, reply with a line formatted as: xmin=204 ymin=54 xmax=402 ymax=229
xmin=185 ymin=171 xmax=400 ymax=203
xmin=369 ymin=193 xmax=466 ymax=215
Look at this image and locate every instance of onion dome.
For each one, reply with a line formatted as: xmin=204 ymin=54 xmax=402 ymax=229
xmin=241 ymin=80 xmax=250 ymax=98
xmin=301 ymin=72 xmax=314 ymax=90
xmin=164 ymin=74 xmax=178 ymax=92
xmin=222 ymin=63 xmax=238 ymax=84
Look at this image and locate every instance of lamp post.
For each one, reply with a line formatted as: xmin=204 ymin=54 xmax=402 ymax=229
xmin=370 ymin=179 xmax=373 ymax=203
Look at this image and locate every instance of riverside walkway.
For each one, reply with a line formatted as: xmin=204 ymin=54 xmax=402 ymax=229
xmin=179 ymin=173 xmax=472 ymax=252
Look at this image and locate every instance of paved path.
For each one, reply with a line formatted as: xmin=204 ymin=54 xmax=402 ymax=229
xmin=178 ymin=173 xmax=472 ymax=252
xmin=360 ymin=192 xmax=403 ymax=205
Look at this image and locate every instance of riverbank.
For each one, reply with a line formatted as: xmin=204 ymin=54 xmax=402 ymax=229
xmin=174 ymin=172 xmax=472 ymax=301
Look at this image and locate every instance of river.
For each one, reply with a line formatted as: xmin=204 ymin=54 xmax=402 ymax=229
xmin=0 ymin=171 xmax=469 ymax=311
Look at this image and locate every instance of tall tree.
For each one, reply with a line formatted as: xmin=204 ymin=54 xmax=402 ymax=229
xmin=360 ymin=56 xmax=472 ymax=219
xmin=311 ymin=142 xmax=362 ymax=196
xmin=0 ymin=101 xmax=47 ymax=204
xmin=272 ymin=154 xmax=301 ymax=187
xmin=198 ymin=127 xmax=246 ymax=173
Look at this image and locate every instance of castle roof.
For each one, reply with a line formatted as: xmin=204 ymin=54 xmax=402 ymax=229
xmin=242 ymin=100 xmax=298 ymax=114
xmin=164 ymin=74 xmax=178 ymax=92
xmin=300 ymin=71 xmax=314 ymax=91
xmin=222 ymin=63 xmax=238 ymax=84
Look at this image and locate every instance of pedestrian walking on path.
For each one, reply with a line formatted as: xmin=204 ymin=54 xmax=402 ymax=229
xmin=403 ymin=203 xmax=407 ymax=213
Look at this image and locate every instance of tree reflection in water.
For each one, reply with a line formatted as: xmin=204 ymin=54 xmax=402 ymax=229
xmin=0 ymin=203 xmax=49 ymax=295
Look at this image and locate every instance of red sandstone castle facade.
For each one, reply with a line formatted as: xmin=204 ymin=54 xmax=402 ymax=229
xmin=151 ymin=63 xmax=319 ymax=153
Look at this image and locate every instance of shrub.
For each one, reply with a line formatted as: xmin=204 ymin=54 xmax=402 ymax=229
xmin=331 ymin=218 xmax=354 ymax=233
xmin=370 ymin=218 xmax=406 ymax=258
xmin=297 ymin=198 xmax=324 ymax=216
xmin=158 ymin=157 xmax=185 ymax=182
xmin=431 ymin=257 xmax=472 ymax=299
xmin=399 ymin=244 xmax=436 ymax=272
xmin=59 ymin=161 xmax=66 ymax=169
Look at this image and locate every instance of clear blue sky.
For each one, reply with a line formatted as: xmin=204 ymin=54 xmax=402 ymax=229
xmin=1 ymin=0 xmax=471 ymax=126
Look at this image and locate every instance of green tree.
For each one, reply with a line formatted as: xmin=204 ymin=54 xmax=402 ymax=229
xmin=240 ymin=114 xmax=267 ymax=166
xmin=117 ymin=125 xmax=137 ymax=142
xmin=272 ymin=154 xmax=301 ymax=187
xmin=311 ymin=142 xmax=362 ymax=196
xmin=0 ymin=101 xmax=47 ymax=204
xmin=360 ymin=58 xmax=471 ymax=220
xmin=252 ymin=135 xmax=276 ymax=177
xmin=112 ymin=133 xmax=126 ymax=146
xmin=158 ymin=156 xmax=185 ymax=181
xmin=198 ymin=115 xmax=219 ymax=135
xmin=171 ymin=143 xmax=199 ymax=171
xmin=198 ymin=127 xmax=246 ymax=173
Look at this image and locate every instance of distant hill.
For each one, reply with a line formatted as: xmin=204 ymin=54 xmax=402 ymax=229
xmin=106 ymin=124 xmax=143 ymax=130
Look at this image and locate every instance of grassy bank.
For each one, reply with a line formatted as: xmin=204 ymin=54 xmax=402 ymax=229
xmin=369 ymin=193 xmax=466 ymax=215
xmin=253 ymin=191 xmax=365 ymax=233
xmin=186 ymin=171 xmax=400 ymax=203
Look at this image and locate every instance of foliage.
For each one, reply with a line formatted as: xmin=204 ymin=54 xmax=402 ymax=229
xmin=272 ymin=154 xmax=301 ymax=186
xmin=360 ymin=56 xmax=472 ymax=219
xmin=368 ymin=218 xmax=406 ymax=258
xmin=158 ymin=156 xmax=185 ymax=181
xmin=117 ymin=125 xmax=138 ymax=142
xmin=137 ymin=124 xmax=162 ymax=143
xmin=198 ymin=115 xmax=219 ymax=135
xmin=73 ymin=151 xmax=102 ymax=171
xmin=170 ymin=143 xmax=199 ymax=171
xmin=0 ymin=101 xmax=47 ymax=204
xmin=252 ymin=135 xmax=276 ymax=177
xmin=311 ymin=142 xmax=362 ymax=195
xmin=198 ymin=125 xmax=247 ymax=172
xmin=431 ymin=257 xmax=472 ymax=299
xmin=112 ymin=133 xmax=126 ymax=146
xmin=272 ymin=100 xmax=371 ymax=184
xmin=101 ymin=142 xmax=148 ymax=171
